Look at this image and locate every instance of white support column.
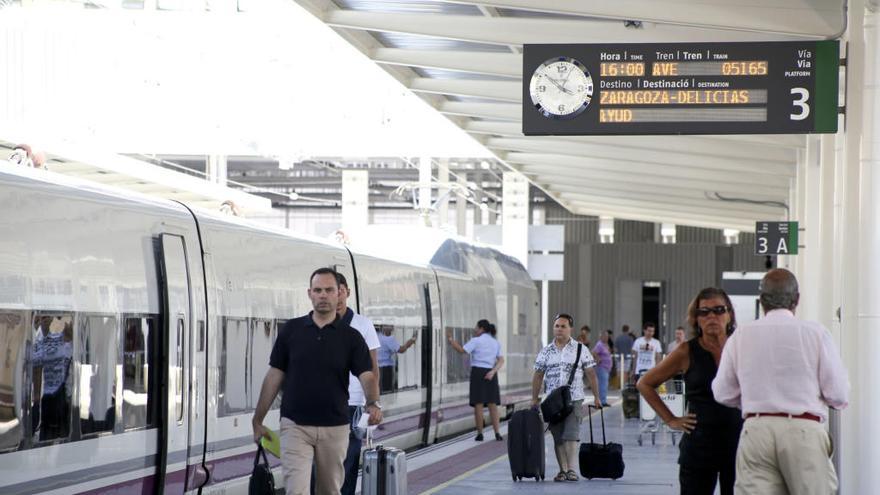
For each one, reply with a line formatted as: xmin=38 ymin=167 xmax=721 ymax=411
xmin=456 ymin=173 xmax=467 ymax=236
xmin=438 ymin=159 xmax=450 ymax=227
xmin=419 ymin=156 xmax=433 ymax=226
xmin=207 ymin=154 xmax=227 ymax=187
xmin=502 ymin=171 xmax=529 ymax=266
xmin=341 ymin=170 xmax=369 ymax=237
xmin=853 ymin=8 xmax=880 ymax=493
xmin=473 ymin=171 xmax=484 ymax=225
xmin=800 ymin=136 xmax=822 ymax=322
xmin=817 ymin=135 xmax=837 ymax=331
xmin=839 ymin=2 xmax=867 ymax=492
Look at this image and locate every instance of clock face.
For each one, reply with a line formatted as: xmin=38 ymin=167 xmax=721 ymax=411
xmin=529 ymin=57 xmax=593 ymax=120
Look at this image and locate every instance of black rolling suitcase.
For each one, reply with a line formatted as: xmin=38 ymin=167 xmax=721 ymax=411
xmin=622 ymin=385 xmax=640 ymax=419
xmin=507 ymin=409 xmax=545 ymax=482
xmin=579 ymin=405 xmax=625 ymax=480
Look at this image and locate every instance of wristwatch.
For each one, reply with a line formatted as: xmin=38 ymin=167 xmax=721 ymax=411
xmin=366 ymin=400 xmax=382 ymax=410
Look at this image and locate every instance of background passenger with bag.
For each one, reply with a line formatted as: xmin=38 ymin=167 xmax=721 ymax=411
xmin=531 ymin=313 xmax=602 ymax=482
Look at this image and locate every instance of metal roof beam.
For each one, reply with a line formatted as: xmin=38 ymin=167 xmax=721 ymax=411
xmin=466 ymin=120 xmax=802 ymax=155
xmin=410 ymin=78 xmax=521 ymax=102
xmin=432 ymin=0 xmax=843 ymax=38
xmin=323 ymin=10 xmax=806 ymax=46
xmin=509 ymin=164 xmax=789 ymax=198
xmin=552 ymin=189 xmax=783 ymax=217
xmin=372 ymin=48 xmax=521 ymax=78
xmin=504 ymin=152 xmax=791 ymax=188
xmin=438 ymin=101 xmax=520 ymax=120
xmin=486 ymin=137 xmax=795 ymax=177
xmin=544 ymin=180 xmax=782 ymax=205
xmin=563 ymin=200 xmax=760 ymax=231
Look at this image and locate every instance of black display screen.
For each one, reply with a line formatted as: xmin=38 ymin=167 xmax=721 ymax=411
xmin=522 ymin=41 xmax=839 ymax=135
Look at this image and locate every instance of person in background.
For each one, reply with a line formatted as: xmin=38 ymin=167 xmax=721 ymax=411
xmin=638 ymin=288 xmax=742 ymax=495
xmin=252 ymin=267 xmax=381 ymax=495
xmin=592 ymin=330 xmax=612 ymax=407
xmin=377 ymin=325 xmax=416 ymax=393
xmin=605 ymin=329 xmax=615 ymax=354
xmin=576 ymin=325 xmax=591 ymax=349
xmin=334 ymin=273 xmax=380 ymax=495
xmin=448 ymin=320 xmax=505 ymax=441
xmin=712 ymin=269 xmax=849 ymax=495
xmin=532 ymin=313 xmax=602 ymax=482
xmin=667 ymin=326 xmax=687 ymax=354
xmin=631 ymin=322 xmax=663 ymax=380
xmin=614 ymin=325 xmax=635 ymax=383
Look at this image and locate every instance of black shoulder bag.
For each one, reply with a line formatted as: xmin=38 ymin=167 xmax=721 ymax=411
xmin=540 ymin=343 xmax=582 ymax=424
xmin=248 ymin=444 xmax=276 ymax=495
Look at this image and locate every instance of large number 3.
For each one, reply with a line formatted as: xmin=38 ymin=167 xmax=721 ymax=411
xmin=757 ymin=237 xmax=769 ymax=254
xmin=790 ymin=88 xmax=810 ymax=121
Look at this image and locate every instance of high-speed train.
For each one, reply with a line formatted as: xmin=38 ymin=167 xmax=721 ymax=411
xmin=0 ymin=165 xmax=541 ymax=494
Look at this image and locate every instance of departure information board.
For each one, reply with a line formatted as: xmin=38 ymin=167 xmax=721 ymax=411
xmin=522 ymin=41 xmax=839 ymax=135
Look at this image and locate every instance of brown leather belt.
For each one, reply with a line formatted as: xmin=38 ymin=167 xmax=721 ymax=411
xmin=745 ymin=412 xmax=821 ymax=422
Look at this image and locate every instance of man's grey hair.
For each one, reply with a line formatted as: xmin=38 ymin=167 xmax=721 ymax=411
xmin=759 ymin=269 xmax=800 ymax=311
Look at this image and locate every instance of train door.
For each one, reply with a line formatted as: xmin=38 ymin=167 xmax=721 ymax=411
xmin=426 ymin=275 xmax=443 ymax=444
xmin=158 ymin=234 xmax=192 ymax=494
xmin=419 ymin=283 xmax=434 ymax=447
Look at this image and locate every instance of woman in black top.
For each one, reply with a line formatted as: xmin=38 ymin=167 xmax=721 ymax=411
xmin=636 ymin=288 xmax=743 ymax=495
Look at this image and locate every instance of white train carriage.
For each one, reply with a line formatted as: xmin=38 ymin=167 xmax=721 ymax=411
xmin=0 ymin=164 xmax=539 ymax=494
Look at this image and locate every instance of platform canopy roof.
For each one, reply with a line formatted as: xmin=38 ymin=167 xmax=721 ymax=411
xmin=290 ymin=0 xmax=846 ymax=232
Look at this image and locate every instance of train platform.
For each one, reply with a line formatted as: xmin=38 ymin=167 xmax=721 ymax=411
xmin=403 ymin=398 xmax=683 ymax=495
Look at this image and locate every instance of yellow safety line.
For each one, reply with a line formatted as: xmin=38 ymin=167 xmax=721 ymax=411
xmin=417 ymin=404 xmax=613 ymax=494
xmin=418 ymin=455 xmax=508 ymax=495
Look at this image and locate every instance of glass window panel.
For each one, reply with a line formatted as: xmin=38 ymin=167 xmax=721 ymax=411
xmin=395 ymin=327 xmax=420 ymax=392
xmin=175 ymin=318 xmax=184 ymax=423
xmin=0 ymin=312 xmax=27 ymax=453
xmin=78 ymin=315 xmax=117 ymax=436
xmin=122 ymin=316 xmax=158 ymax=430
xmin=250 ymin=320 xmax=275 ymax=409
xmin=220 ymin=317 xmax=249 ymax=416
xmin=30 ymin=314 xmax=74 ymax=443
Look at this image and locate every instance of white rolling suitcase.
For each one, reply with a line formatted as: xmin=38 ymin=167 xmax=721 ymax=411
xmin=361 ymin=430 xmax=407 ymax=495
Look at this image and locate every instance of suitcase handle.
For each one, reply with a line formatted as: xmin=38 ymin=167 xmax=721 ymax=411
xmin=587 ymin=405 xmax=607 ymax=446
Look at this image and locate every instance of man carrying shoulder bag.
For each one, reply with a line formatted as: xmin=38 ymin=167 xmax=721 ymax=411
xmin=532 ymin=313 xmax=602 ymax=482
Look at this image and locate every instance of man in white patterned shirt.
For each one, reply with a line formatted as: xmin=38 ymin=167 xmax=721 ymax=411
xmin=531 ymin=313 xmax=602 ymax=482
xmin=712 ymin=269 xmax=849 ymax=495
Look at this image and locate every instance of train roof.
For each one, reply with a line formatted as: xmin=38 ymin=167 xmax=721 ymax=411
xmin=348 ymin=225 xmax=533 ymax=285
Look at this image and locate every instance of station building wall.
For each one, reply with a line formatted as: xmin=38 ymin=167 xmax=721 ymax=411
xmin=544 ymin=203 xmax=767 ymax=345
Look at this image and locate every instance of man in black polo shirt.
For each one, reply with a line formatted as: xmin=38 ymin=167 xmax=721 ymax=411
xmin=252 ymin=267 xmax=382 ymax=495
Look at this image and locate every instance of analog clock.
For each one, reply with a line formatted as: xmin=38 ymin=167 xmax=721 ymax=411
xmin=529 ymin=57 xmax=593 ymax=120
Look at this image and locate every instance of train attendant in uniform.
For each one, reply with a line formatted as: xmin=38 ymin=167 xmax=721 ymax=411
xmin=637 ymin=288 xmax=742 ymax=495
xmin=252 ymin=267 xmax=382 ymax=495
xmin=532 ymin=313 xmax=602 ymax=482
xmin=447 ymin=319 xmax=504 ymax=441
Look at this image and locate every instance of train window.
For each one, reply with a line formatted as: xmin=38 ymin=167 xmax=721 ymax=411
xmin=175 ymin=318 xmax=184 ymax=423
xmin=197 ymin=320 xmax=205 ymax=352
xmin=445 ymin=327 xmax=473 ymax=384
xmin=512 ymin=295 xmax=521 ymax=335
xmin=250 ymin=319 xmax=275 ymax=409
xmin=0 ymin=311 xmax=27 ymax=453
xmin=78 ymin=315 xmax=118 ymax=436
xmin=30 ymin=314 xmax=74 ymax=444
xmin=219 ymin=317 xmax=250 ymax=416
xmin=376 ymin=324 xmax=399 ymax=394
xmin=395 ymin=327 xmax=420 ymax=392
xmin=122 ymin=316 xmax=159 ymax=430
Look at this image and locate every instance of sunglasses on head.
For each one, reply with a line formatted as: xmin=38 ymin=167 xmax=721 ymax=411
xmin=696 ymin=305 xmax=728 ymax=317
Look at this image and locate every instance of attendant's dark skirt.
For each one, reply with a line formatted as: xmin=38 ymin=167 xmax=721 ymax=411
xmin=469 ymin=366 xmax=501 ymax=406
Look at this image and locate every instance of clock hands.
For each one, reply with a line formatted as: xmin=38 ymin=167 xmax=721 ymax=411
xmin=545 ymin=76 xmax=574 ymax=95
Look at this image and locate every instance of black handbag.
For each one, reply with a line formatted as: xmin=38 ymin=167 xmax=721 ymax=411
xmin=248 ymin=444 xmax=276 ymax=495
xmin=540 ymin=343 xmax=582 ymax=424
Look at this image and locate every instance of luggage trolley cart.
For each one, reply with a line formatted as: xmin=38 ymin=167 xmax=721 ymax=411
xmin=637 ymin=380 xmax=685 ymax=446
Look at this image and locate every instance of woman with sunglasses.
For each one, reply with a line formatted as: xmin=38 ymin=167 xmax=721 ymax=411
xmin=636 ymin=288 xmax=743 ymax=495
